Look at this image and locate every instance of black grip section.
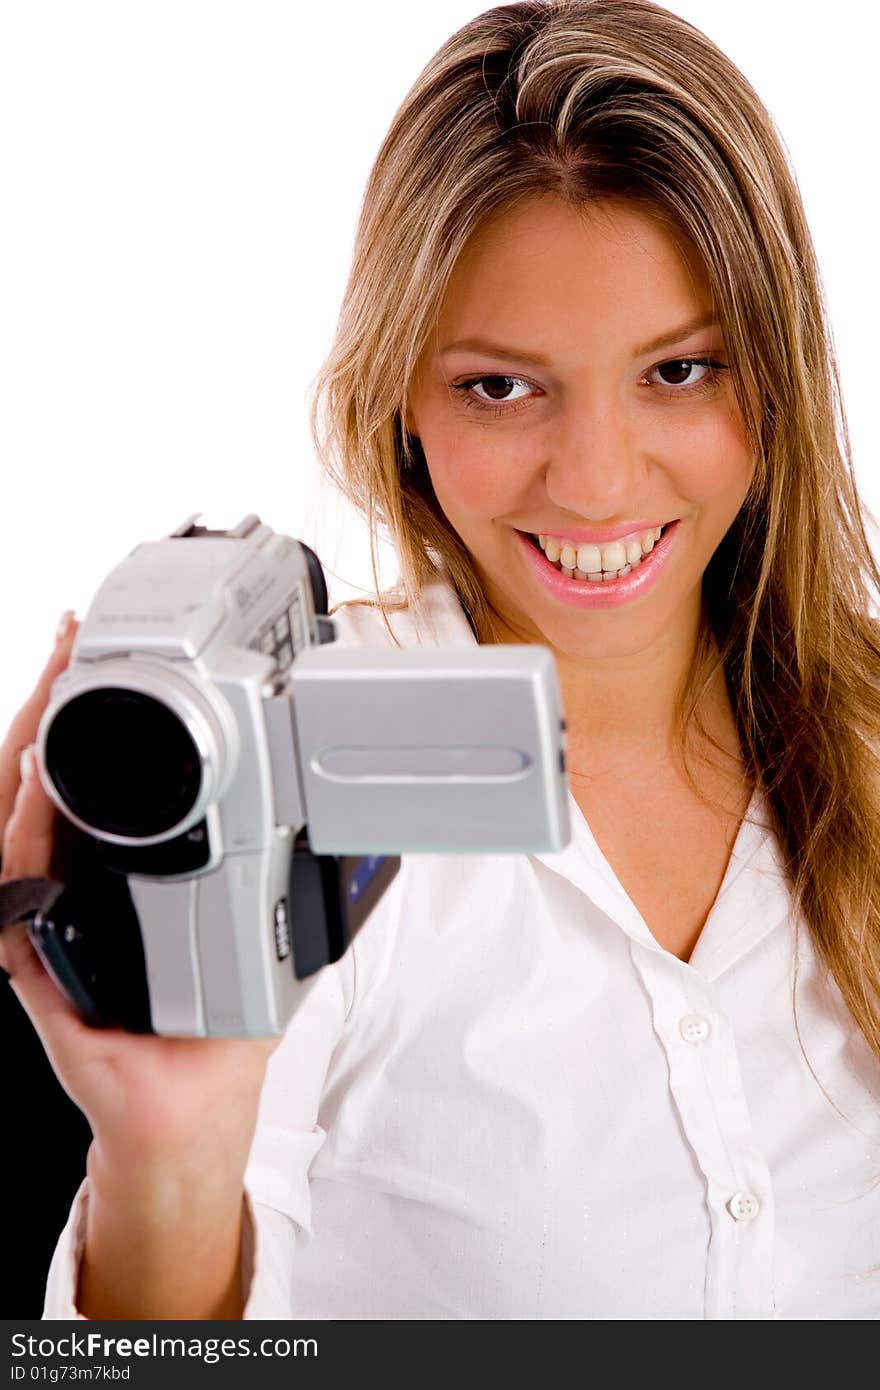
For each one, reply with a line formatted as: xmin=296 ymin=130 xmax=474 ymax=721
xmin=0 ymin=876 xmax=65 ymax=929
xmin=288 ymin=837 xmax=344 ymax=978
xmin=296 ymin=539 xmax=329 ymax=616
xmin=28 ymin=831 xmax=153 ymax=1033
xmin=288 ymin=831 xmax=401 ymax=979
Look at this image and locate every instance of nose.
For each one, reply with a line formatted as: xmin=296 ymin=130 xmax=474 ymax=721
xmin=544 ymin=395 xmax=644 ymax=521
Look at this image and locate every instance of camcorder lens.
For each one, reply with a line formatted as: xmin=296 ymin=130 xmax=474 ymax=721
xmin=45 ymin=688 xmax=202 ymax=838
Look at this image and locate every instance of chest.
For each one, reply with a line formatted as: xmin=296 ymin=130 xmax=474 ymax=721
xmin=571 ymin=775 xmax=751 ymax=962
xmin=302 ymin=849 xmax=880 ymax=1319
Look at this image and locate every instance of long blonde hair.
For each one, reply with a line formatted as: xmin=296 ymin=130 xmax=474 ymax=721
xmin=308 ymin=0 xmax=880 ymax=1061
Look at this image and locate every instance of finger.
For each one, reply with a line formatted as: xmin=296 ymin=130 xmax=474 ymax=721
xmin=0 ymin=744 xmax=59 ymax=969
xmin=2 ymin=744 xmax=59 ymax=883
xmin=3 ymin=917 xmax=102 ymax=1101
xmin=0 ymin=614 xmax=78 ymax=833
xmin=0 ymin=743 xmax=90 ymax=1043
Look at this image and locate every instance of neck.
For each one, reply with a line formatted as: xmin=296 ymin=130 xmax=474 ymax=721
xmin=564 ymin=628 xmax=710 ymax=776
xmin=476 ymin=589 xmax=739 ymax=785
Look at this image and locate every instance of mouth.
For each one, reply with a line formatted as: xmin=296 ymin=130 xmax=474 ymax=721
xmin=520 ymin=523 xmax=675 ymax=579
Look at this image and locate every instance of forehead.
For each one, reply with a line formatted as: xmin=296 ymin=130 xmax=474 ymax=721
xmin=435 ymin=193 xmax=713 ymax=346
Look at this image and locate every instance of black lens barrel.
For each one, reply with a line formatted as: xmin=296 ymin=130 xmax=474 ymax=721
xmin=45 ymin=688 xmax=202 ymax=839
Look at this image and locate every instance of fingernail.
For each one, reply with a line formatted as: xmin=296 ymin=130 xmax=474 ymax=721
xmin=20 ymin=745 xmax=36 ymax=783
xmin=55 ymin=609 xmax=76 ymax=645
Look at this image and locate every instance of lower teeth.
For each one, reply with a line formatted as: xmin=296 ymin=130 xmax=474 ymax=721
xmin=560 ymin=563 xmax=633 ymax=582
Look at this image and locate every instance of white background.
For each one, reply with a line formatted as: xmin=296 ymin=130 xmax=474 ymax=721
xmin=0 ymin=1 xmax=875 ymax=732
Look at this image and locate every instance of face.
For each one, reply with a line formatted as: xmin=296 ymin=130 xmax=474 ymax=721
xmin=405 ymin=194 xmax=755 ymax=669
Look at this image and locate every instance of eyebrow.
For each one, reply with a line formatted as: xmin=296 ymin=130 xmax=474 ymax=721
xmin=438 ymin=312 xmax=721 ymax=366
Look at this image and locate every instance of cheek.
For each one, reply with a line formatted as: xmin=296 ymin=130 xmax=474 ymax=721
xmin=661 ymin=402 xmax=755 ymax=504
xmin=419 ymin=420 xmax=528 ymax=516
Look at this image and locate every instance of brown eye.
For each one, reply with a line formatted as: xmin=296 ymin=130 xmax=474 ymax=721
xmin=647 ymin=357 xmax=727 ymax=396
xmin=657 ymin=359 xmax=698 ymax=386
xmin=481 ymin=377 xmax=517 ymax=400
xmin=450 ymin=374 xmax=536 ymax=414
xmin=470 ymin=376 xmax=527 ymax=402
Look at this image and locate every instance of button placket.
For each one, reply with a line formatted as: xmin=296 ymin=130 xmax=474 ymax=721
xmin=627 ymin=943 xmax=776 ymax=1316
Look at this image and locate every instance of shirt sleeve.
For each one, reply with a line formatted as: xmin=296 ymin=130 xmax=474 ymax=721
xmin=41 ymin=946 xmax=354 ymax=1320
xmin=41 ymin=1184 xmax=317 ymax=1320
xmin=42 ymin=1178 xmax=89 ymax=1319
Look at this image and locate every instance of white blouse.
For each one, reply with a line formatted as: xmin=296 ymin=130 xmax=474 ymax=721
xmin=43 ymin=565 xmax=880 ymax=1320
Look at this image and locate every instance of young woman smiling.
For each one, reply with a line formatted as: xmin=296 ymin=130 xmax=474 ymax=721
xmin=3 ymin=0 xmax=880 ymax=1320
xmin=402 ymin=192 xmax=758 ymax=963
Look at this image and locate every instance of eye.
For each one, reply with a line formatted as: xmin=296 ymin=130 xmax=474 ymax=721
xmin=449 ymin=375 xmax=536 ymax=417
xmin=645 ymin=357 xmax=728 ymax=395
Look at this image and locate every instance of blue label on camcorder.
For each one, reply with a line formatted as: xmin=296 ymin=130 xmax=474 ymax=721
xmin=348 ymin=855 xmax=387 ymax=903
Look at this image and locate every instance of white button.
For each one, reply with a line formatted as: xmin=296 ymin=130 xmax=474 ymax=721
xmin=726 ymin=1191 xmax=760 ymax=1222
xmin=679 ymin=1013 xmax=711 ymax=1043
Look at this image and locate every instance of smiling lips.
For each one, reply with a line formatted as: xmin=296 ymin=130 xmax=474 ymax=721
xmin=517 ymin=519 xmax=679 ymax=606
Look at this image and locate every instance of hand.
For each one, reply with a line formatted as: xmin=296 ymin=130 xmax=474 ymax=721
xmin=0 ymin=612 xmax=277 ymax=1168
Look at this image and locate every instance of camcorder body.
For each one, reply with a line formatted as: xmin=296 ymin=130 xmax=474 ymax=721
xmin=23 ymin=514 xmax=570 ymax=1038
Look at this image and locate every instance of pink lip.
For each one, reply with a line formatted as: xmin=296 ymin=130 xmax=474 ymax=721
xmin=516 ymin=521 xmax=680 ymax=609
xmin=523 ymin=521 xmax=672 ymax=544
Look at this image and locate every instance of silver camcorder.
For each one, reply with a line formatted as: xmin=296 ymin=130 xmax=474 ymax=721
xmin=24 ymin=513 xmax=570 ymax=1037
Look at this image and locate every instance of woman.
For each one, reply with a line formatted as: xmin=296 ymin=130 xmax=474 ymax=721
xmin=2 ymin=0 xmax=880 ymax=1319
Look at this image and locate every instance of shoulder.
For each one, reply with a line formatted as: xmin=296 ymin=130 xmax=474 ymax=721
xmin=327 ymin=564 xmax=478 ymax=651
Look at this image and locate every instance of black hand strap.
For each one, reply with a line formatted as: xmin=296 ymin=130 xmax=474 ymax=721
xmin=0 ymin=876 xmax=66 ymax=929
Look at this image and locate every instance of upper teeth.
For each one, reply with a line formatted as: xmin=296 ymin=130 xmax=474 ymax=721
xmin=538 ymin=526 xmax=663 ymax=573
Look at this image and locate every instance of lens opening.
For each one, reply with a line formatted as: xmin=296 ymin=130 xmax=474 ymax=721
xmin=45 ymin=687 xmax=202 ymax=839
